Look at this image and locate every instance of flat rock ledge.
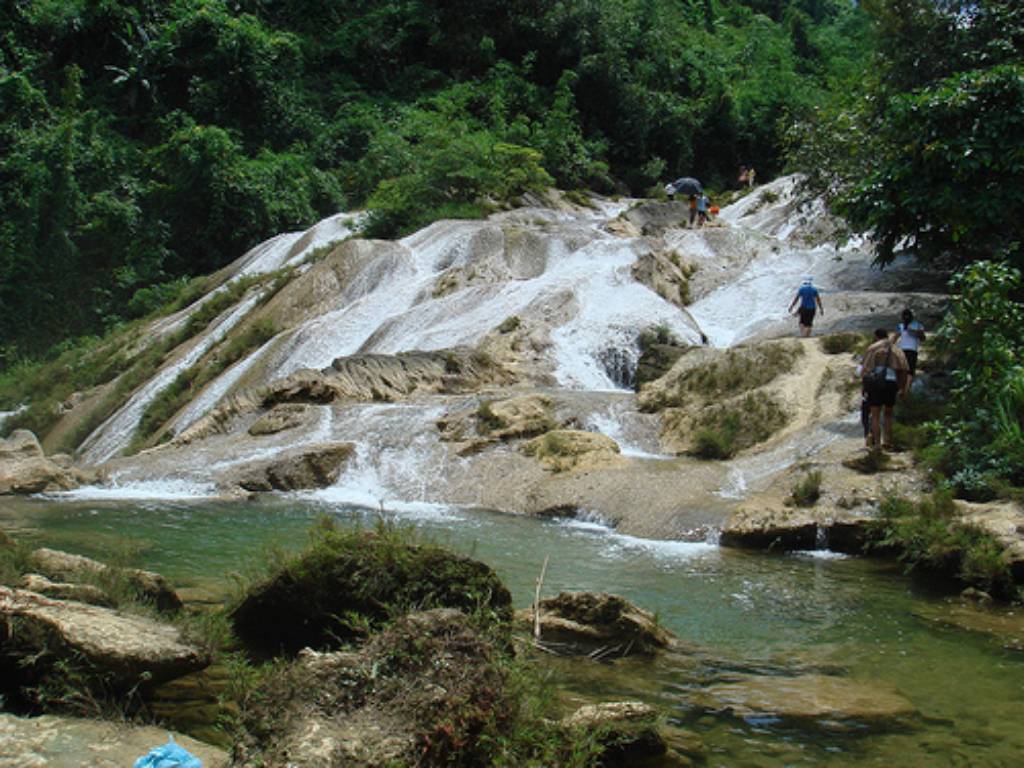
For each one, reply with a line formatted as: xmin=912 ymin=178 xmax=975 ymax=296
xmin=719 ymin=505 xmax=875 ymax=553
xmin=517 ymin=591 xmax=673 ymax=657
xmin=28 ymin=547 xmax=183 ymax=612
xmin=0 ymin=712 xmax=228 ymax=768
xmin=18 ymin=574 xmax=114 ymax=608
xmin=696 ymin=673 xmax=919 ymax=732
xmin=0 ymin=586 xmax=210 ymax=687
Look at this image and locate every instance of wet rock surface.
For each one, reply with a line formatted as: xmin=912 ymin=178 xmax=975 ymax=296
xmin=0 ymin=713 xmax=228 ymax=768
xmin=519 ymin=591 xmax=673 ymax=657
xmin=0 ymin=586 xmax=209 ymax=690
xmin=247 ymin=403 xmax=313 ymax=436
xmin=228 ymin=441 xmax=354 ymax=492
xmin=914 ymin=599 xmax=1024 ymax=652
xmin=696 ymin=673 xmax=919 ymax=730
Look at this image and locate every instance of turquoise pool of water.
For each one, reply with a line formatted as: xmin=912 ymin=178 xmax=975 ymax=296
xmin=2 ymin=495 xmax=1022 ymax=766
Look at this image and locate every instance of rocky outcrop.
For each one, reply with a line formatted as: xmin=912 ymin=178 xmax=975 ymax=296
xmin=0 ymin=586 xmax=209 ymax=690
xmin=0 ymin=430 xmax=89 ymax=494
xmin=0 ymin=713 xmax=228 ymax=768
xmin=522 ymin=429 xmax=622 ymax=473
xmin=28 ymin=547 xmax=183 ymax=612
xmin=631 ymin=249 xmax=697 ymax=309
xmin=248 ymin=403 xmax=314 ymax=436
xmin=437 ymin=394 xmax=558 ymax=455
xmin=228 ymin=442 xmax=354 ymax=492
xmin=18 ymin=574 xmax=114 ymax=608
xmin=518 ymin=591 xmax=673 ymax=657
xmin=562 ymin=702 xmax=668 ymax=766
xmin=230 ymin=530 xmax=512 ymax=656
xmin=959 ymin=501 xmax=1024 ymax=581
xmin=695 ymin=673 xmax=918 ymax=731
xmin=618 ymin=201 xmax=691 ymax=236
xmin=234 ymin=609 xmax=504 ymax=768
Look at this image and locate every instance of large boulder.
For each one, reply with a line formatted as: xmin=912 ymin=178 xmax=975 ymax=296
xmin=0 ymin=713 xmax=228 ymax=768
xmin=230 ymin=528 xmax=512 ymax=657
xmin=235 ymin=609 xmax=505 ymax=768
xmin=695 ymin=674 xmax=918 ymax=731
xmin=0 ymin=586 xmax=210 ymax=694
xmin=518 ymin=591 xmax=673 ymax=657
xmin=230 ymin=442 xmax=355 ymax=492
xmin=0 ymin=430 xmax=85 ymax=494
xmin=28 ymin=547 xmax=183 ymax=612
xmin=248 ymin=403 xmax=314 ymax=436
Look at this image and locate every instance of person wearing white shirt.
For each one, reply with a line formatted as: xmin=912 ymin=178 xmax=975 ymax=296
xmin=896 ymin=308 xmax=926 ymax=388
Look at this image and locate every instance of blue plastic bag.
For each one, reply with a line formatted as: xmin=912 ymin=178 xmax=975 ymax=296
xmin=133 ymin=735 xmax=203 ymax=768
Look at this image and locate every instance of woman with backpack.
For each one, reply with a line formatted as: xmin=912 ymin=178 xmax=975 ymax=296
xmin=860 ymin=328 xmax=910 ymax=450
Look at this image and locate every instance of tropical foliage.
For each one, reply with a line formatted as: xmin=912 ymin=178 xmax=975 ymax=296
xmin=1 ymin=0 xmax=870 ymax=361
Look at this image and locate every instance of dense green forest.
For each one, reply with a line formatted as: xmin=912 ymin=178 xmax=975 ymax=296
xmin=1 ymin=0 xmax=870 ymax=358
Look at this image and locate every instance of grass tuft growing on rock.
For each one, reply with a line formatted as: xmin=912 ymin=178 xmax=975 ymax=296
xmin=821 ymin=332 xmax=870 ymax=355
xmin=788 ymin=470 xmax=823 ymax=507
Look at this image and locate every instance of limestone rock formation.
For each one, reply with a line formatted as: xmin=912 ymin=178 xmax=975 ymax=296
xmin=18 ymin=574 xmax=114 ymax=607
xmin=228 ymin=442 xmax=354 ymax=492
xmin=0 ymin=430 xmax=87 ymax=494
xmin=230 ymin=531 xmax=512 ymax=656
xmin=519 ymin=591 xmax=673 ymax=657
xmin=696 ymin=673 xmax=918 ymax=730
xmin=28 ymin=547 xmax=183 ymax=612
xmin=438 ymin=393 xmax=557 ymax=454
xmin=522 ymin=429 xmax=622 ymax=473
xmin=248 ymin=403 xmax=313 ymax=436
xmin=0 ymin=713 xmax=228 ymax=768
xmin=0 ymin=586 xmax=210 ymax=689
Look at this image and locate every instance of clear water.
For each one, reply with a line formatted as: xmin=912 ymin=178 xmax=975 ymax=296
xmin=3 ymin=495 xmax=1023 ymax=766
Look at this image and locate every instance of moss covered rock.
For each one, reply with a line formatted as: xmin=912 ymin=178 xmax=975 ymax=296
xmin=229 ymin=524 xmax=512 ymax=657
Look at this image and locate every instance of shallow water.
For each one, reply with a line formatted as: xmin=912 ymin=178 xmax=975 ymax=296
xmin=3 ymin=495 xmax=1023 ymax=766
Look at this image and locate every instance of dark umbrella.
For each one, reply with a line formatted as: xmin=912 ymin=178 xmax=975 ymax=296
xmin=671 ymin=177 xmax=703 ymax=196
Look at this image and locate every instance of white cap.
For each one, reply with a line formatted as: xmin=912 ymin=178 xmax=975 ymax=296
xmin=802 ymin=275 xmax=813 ymax=284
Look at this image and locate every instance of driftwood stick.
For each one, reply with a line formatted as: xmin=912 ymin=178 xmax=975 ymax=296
xmin=533 ymin=554 xmax=550 ymax=642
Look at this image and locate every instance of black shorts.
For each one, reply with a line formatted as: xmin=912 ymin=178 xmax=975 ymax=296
xmin=798 ymin=307 xmax=816 ymax=327
xmin=903 ymin=349 xmax=918 ymax=376
xmin=866 ymin=379 xmax=899 ymax=407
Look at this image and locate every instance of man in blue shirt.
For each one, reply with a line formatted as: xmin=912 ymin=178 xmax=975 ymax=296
xmin=787 ymin=277 xmax=824 ymax=337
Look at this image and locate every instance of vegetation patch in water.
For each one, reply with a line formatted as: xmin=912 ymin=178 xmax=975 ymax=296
xmin=869 ymin=489 xmax=1017 ymax=598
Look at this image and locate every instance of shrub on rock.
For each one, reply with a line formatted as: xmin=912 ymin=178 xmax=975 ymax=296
xmin=229 ymin=519 xmax=512 ymax=657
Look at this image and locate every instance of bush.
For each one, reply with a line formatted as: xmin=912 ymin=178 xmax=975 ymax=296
xmin=870 ymin=489 xmax=1015 ymax=597
xmin=821 ymin=332 xmax=867 ymax=355
xmin=689 ymin=393 xmax=788 ymax=460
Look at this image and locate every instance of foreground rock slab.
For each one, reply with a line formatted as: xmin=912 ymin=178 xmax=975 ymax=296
xmin=697 ymin=673 xmax=918 ymax=731
xmin=0 ymin=713 xmax=228 ymax=768
xmin=0 ymin=587 xmax=209 ymax=688
xmin=28 ymin=547 xmax=183 ymax=612
xmin=563 ymin=701 xmax=669 ymax=766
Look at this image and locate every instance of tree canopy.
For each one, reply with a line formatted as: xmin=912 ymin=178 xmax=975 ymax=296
xmin=1 ymin=0 xmax=870 ymax=360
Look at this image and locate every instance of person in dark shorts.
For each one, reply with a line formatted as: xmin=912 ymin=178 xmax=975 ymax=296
xmin=787 ymin=277 xmax=824 ymax=337
xmin=896 ymin=308 xmax=926 ymax=388
xmin=860 ymin=328 xmax=910 ymax=449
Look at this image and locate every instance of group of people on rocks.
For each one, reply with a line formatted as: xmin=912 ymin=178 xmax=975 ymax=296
xmin=786 ymin=276 xmax=926 ymax=451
